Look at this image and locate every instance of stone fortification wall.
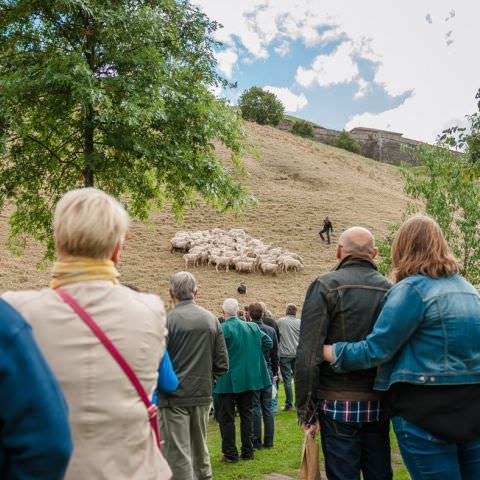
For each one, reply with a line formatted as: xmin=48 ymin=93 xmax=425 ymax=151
xmin=278 ymin=119 xmax=422 ymax=166
xmin=278 ymin=119 xmax=339 ymax=145
xmin=349 ymin=127 xmax=421 ymax=166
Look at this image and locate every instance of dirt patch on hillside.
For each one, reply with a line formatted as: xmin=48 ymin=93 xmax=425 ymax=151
xmin=0 ymin=122 xmax=408 ymax=317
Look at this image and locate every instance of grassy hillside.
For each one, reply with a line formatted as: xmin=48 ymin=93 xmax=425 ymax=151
xmin=0 ymin=122 xmax=409 ymax=316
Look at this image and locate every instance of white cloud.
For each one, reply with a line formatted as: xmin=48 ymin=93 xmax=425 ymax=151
xmin=195 ymin=0 xmax=480 ymax=142
xmin=264 ymin=86 xmax=308 ymax=112
xmin=354 ymin=78 xmax=370 ymax=99
xmin=215 ymin=48 xmax=238 ymax=79
xmin=295 ymin=41 xmax=359 ymax=88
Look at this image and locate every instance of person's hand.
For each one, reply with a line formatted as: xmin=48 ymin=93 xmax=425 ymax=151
xmin=300 ymin=422 xmax=320 ymax=434
xmin=323 ymin=344 xmax=333 ymax=362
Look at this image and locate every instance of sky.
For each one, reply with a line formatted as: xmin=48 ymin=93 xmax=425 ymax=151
xmin=194 ymin=0 xmax=479 ymax=143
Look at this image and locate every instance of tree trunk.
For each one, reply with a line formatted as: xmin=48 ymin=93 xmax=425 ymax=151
xmin=84 ymin=104 xmax=94 ymax=187
xmin=83 ymin=17 xmax=95 ymax=188
xmin=84 ymin=164 xmax=94 ymax=187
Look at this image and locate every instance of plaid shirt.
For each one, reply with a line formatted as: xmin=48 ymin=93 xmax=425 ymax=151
xmin=319 ymin=399 xmax=387 ymax=423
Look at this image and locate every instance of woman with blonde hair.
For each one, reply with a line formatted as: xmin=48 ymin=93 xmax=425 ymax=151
xmin=324 ymin=214 xmax=480 ymax=479
xmin=2 ymin=188 xmax=171 ymax=480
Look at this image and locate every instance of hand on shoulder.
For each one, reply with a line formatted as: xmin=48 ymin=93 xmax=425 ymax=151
xmin=323 ymin=345 xmax=333 ymax=362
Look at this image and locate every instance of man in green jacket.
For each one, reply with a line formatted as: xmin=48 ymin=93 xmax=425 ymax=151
xmin=214 ymin=298 xmax=273 ymax=463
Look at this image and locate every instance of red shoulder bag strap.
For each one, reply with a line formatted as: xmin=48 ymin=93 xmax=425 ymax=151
xmin=55 ymin=288 xmax=162 ymax=450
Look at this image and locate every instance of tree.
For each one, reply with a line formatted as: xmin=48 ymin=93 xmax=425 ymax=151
xmin=0 ymin=0 xmax=253 ymax=258
xmin=377 ymin=144 xmax=480 ymax=284
xmin=238 ymin=87 xmax=284 ymax=126
xmin=291 ymin=120 xmax=315 ymax=139
xmin=439 ymin=88 xmax=480 ymax=164
xmin=333 ymin=130 xmax=361 ymax=154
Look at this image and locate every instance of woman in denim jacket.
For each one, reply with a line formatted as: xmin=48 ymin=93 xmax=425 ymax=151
xmin=324 ymin=215 xmax=480 ymax=480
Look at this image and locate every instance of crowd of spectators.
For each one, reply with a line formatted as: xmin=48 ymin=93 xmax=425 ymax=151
xmin=2 ymin=187 xmax=480 ymax=480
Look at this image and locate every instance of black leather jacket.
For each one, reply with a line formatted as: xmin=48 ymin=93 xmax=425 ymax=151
xmin=295 ymin=255 xmax=391 ymax=421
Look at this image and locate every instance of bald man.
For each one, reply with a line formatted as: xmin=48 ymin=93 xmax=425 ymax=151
xmin=295 ymin=227 xmax=393 ymax=480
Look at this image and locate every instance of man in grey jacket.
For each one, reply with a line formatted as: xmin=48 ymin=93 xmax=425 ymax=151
xmin=158 ymin=272 xmax=229 ymax=480
xmin=277 ymin=303 xmax=301 ymax=411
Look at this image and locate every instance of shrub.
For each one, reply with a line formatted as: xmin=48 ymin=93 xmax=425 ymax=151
xmin=334 ymin=130 xmax=361 ymax=154
xmin=238 ymin=87 xmax=285 ymax=126
xmin=291 ymin=120 xmax=315 ymax=139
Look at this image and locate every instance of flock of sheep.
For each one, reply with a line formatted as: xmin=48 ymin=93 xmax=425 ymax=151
xmin=170 ymin=228 xmax=304 ymax=275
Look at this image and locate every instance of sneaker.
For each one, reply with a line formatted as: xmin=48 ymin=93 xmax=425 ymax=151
xmin=263 ymin=444 xmax=274 ymax=449
xmin=283 ymin=405 xmax=293 ymax=412
xmin=220 ymin=455 xmax=238 ymax=464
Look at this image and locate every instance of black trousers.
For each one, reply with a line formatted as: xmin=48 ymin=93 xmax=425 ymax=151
xmin=319 ymin=227 xmax=331 ymax=244
xmin=218 ymin=391 xmax=254 ymax=460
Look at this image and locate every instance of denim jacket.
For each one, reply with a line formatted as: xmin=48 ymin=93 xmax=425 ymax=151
xmin=332 ymin=274 xmax=480 ymax=390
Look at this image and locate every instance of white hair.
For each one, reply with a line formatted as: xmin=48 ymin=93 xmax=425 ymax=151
xmin=54 ymin=188 xmax=129 ymax=259
xmin=222 ymin=298 xmax=239 ymax=317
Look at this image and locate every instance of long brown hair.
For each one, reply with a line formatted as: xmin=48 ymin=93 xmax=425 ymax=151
xmin=391 ymin=214 xmax=459 ymax=282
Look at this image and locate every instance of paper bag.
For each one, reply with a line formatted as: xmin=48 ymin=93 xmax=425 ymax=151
xmin=300 ymin=431 xmax=321 ymax=480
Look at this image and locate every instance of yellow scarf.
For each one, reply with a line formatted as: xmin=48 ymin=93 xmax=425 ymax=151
xmin=50 ymin=258 xmax=120 ymax=289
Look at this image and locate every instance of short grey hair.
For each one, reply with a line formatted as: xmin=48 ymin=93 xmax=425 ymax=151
xmin=54 ymin=188 xmax=129 ymax=259
xmin=223 ymin=298 xmax=239 ymax=317
xmin=286 ymin=303 xmax=297 ymax=316
xmin=170 ymin=271 xmax=197 ymax=301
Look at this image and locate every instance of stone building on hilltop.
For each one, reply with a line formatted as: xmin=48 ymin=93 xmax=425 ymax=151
xmin=349 ymin=127 xmax=420 ymax=166
xmin=278 ymin=119 xmax=422 ymax=166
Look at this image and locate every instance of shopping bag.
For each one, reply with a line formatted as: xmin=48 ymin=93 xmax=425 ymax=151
xmin=271 ymin=382 xmax=277 ymax=399
xmin=300 ymin=430 xmax=321 ymax=480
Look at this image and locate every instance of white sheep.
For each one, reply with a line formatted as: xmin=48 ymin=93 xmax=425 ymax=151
xmin=183 ymin=253 xmax=200 ymax=269
xmin=170 ymin=228 xmax=304 ymax=275
xmin=212 ymin=256 xmax=230 ymax=272
xmin=261 ymin=262 xmax=278 ymax=275
xmin=235 ymin=261 xmax=255 ymax=273
xmin=282 ymin=258 xmax=303 ymax=272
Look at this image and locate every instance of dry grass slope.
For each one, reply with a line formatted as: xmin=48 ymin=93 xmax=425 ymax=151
xmin=0 ymin=122 xmax=409 ymax=316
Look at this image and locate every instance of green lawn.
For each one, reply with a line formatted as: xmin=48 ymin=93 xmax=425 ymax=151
xmin=207 ymin=389 xmax=410 ymax=479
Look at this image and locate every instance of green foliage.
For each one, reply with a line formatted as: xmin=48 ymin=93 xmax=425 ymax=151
xmin=238 ymin=87 xmax=285 ymax=126
xmin=378 ymin=144 xmax=480 ymax=285
xmin=291 ymin=120 xmax=315 ymax=139
xmin=439 ymin=88 xmax=480 ymax=164
xmin=377 ymin=222 xmax=399 ymax=277
xmin=0 ymin=0 xmax=254 ymax=259
xmin=333 ymin=130 xmax=361 ymax=154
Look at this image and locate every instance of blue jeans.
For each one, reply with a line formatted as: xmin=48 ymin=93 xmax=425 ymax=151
xmin=392 ymin=416 xmax=480 ymax=480
xmin=319 ymin=414 xmax=392 ymax=480
xmin=279 ymin=357 xmax=296 ymax=408
xmin=271 ymin=379 xmax=279 ymax=413
xmin=252 ymin=386 xmax=274 ymax=448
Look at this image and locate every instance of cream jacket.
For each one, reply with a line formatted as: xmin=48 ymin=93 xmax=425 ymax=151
xmin=3 ymin=281 xmax=172 ymax=480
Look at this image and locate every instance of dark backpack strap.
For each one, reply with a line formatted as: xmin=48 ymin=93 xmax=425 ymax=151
xmin=55 ymin=288 xmax=161 ymax=449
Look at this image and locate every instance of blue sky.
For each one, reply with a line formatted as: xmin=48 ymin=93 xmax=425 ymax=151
xmin=195 ymin=0 xmax=479 ymax=143
xmin=231 ymin=42 xmax=412 ymax=131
